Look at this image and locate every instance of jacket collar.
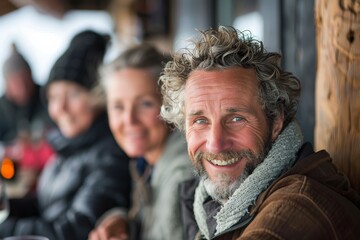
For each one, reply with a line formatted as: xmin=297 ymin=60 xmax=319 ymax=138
xmin=47 ymin=112 xmax=110 ymax=157
xmin=251 ymin=143 xmax=360 ymax=216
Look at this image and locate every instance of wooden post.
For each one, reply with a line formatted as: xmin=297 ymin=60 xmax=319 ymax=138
xmin=315 ymin=0 xmax=360 ymax=193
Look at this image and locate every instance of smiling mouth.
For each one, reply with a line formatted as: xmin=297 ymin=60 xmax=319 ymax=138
xmin=207 ymin=158 xmax=241 ymax=166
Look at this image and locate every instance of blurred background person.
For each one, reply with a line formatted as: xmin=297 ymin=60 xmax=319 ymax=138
xmin=0 ymin=44 xmax=54 ymax=194
xmin=0 ymin=30 xmax=132 ymax=240
xmin=0 ymin=43 xmax=51 ymax=145
xmin=88 ymin=44 xmax=193 ymax=240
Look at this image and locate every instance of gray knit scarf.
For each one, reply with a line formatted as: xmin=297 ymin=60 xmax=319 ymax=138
xmin=193 ymin=121 xmax=303 ymax=239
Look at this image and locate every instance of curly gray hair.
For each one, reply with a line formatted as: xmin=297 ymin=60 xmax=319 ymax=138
xmin=159 ymin=26 xmax=301 ymax=131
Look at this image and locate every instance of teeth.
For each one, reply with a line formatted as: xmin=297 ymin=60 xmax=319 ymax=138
xmin=208 ymin=158 xmax=240 ymax=166
xmin=128 ymin=132 xmax=143 ymax=138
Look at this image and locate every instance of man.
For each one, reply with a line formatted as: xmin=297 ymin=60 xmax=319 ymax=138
xmin=159 ymin=26 xmax=360 ymax=239
xmin=0 ymin=44 xmax=51 ymax=144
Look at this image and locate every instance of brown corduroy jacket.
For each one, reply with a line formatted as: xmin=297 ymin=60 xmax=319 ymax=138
xmin=182 ymin=143 xmax=360 ymax=240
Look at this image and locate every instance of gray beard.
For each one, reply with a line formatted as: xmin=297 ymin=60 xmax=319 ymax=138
xmin=193 ymin=151 xmax=262 ymax=203
xmin=193 ymin=132 xmax=273 ymax=203
xmin=202 ymin=171 xmax=249 ymax=204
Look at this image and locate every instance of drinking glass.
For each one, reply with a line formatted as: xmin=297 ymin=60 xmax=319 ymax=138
xmin=4 ymin=236 xmax=49 ymax=240
xmin=0 ymin=176 xmax=9 ymax=224
xmin=0 ymin=143 xmax=10 ymax=224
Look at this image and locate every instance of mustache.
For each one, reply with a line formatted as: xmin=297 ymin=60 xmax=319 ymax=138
xmin=194 ymin=150 xmax=256 ymax=162
xmin=192 ymin=149 xmax=265 ymax=177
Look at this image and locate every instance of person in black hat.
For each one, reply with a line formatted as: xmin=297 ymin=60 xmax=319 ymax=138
xmin=0 ymin=43 xmax=51 ymax=144
xmin=0 ymin=30 xmax=132 ymax=240
xmin=46 ymin=30 xmax=109 ymax=92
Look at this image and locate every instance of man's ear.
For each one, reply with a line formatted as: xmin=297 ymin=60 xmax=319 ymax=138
xmin=271 ymin=110 xmax=284 ymax=142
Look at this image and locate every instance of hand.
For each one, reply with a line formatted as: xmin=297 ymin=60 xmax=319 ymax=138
xmin=88 ymin=215 xmax=129 ymax=240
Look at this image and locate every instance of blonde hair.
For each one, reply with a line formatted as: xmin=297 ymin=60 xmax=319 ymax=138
xmin=99 ymin=44 xmax=169 ymax=93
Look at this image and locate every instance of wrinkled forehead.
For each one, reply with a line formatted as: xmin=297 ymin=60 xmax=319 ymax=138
xmin=185 ymin=68 xmax=258 ymax=95
xmin=184 ymin=68 xmax=259 ymax=112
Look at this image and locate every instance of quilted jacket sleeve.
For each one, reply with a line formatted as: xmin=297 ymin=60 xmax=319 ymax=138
xmin=0 ymin=136 xmax=132 ymax=240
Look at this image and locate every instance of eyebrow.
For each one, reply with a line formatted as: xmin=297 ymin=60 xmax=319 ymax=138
xmin=227 ymin=107 xmax=241 ymax=113
xmin=192 ymin=107 xmax=245 ymax=115
xmin=188 ymin=110 xmax=203 ymax=116
xmin=188 ymin=107 xmax=244 ymax=116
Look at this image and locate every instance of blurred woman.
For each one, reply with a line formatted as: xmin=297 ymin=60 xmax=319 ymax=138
xmin=0 ymin=30 xmax=132 ymax=240
xmin=88 ymin=45 xmax=193 ymax=240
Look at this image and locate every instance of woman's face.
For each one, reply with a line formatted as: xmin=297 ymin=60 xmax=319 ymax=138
xmin=47 ymin=81 xmax=97 ymax=138
xmin=105 ymin=68 xmax=169 ymax=163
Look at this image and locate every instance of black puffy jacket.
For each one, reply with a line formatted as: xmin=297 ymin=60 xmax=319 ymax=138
xmin=0 ymin=114 xmax=132 ymax=240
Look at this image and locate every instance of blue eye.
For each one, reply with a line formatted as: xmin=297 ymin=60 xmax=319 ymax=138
xmin=232 ymin=116 xmax=244 ymax=122
xmin=140 ymin=101 xmax=155 ymax=108
xmin=195 ymin=118 xmax=207 ymax=124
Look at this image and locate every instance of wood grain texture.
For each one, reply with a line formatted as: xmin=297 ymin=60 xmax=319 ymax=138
xmin=315 ymin=0 xmax=360 ymax=193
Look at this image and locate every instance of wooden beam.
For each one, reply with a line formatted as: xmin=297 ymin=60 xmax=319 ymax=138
xmin=315 ymin=0 xmax=360 ymax=194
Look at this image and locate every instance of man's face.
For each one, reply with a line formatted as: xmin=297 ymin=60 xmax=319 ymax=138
xmin=184 ymin=68 xmax=283 ymax=201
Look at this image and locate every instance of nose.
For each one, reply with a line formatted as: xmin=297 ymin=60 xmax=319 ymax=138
xmin=49 ymin=96 xmax=68 ymax=120
xmin=53 ymin=96 xmax=67 ymax=114
xmin=205 ymin=122 xmax=231 ymax=154
xmin=123 ymin=107 xmax=138 ymax=125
